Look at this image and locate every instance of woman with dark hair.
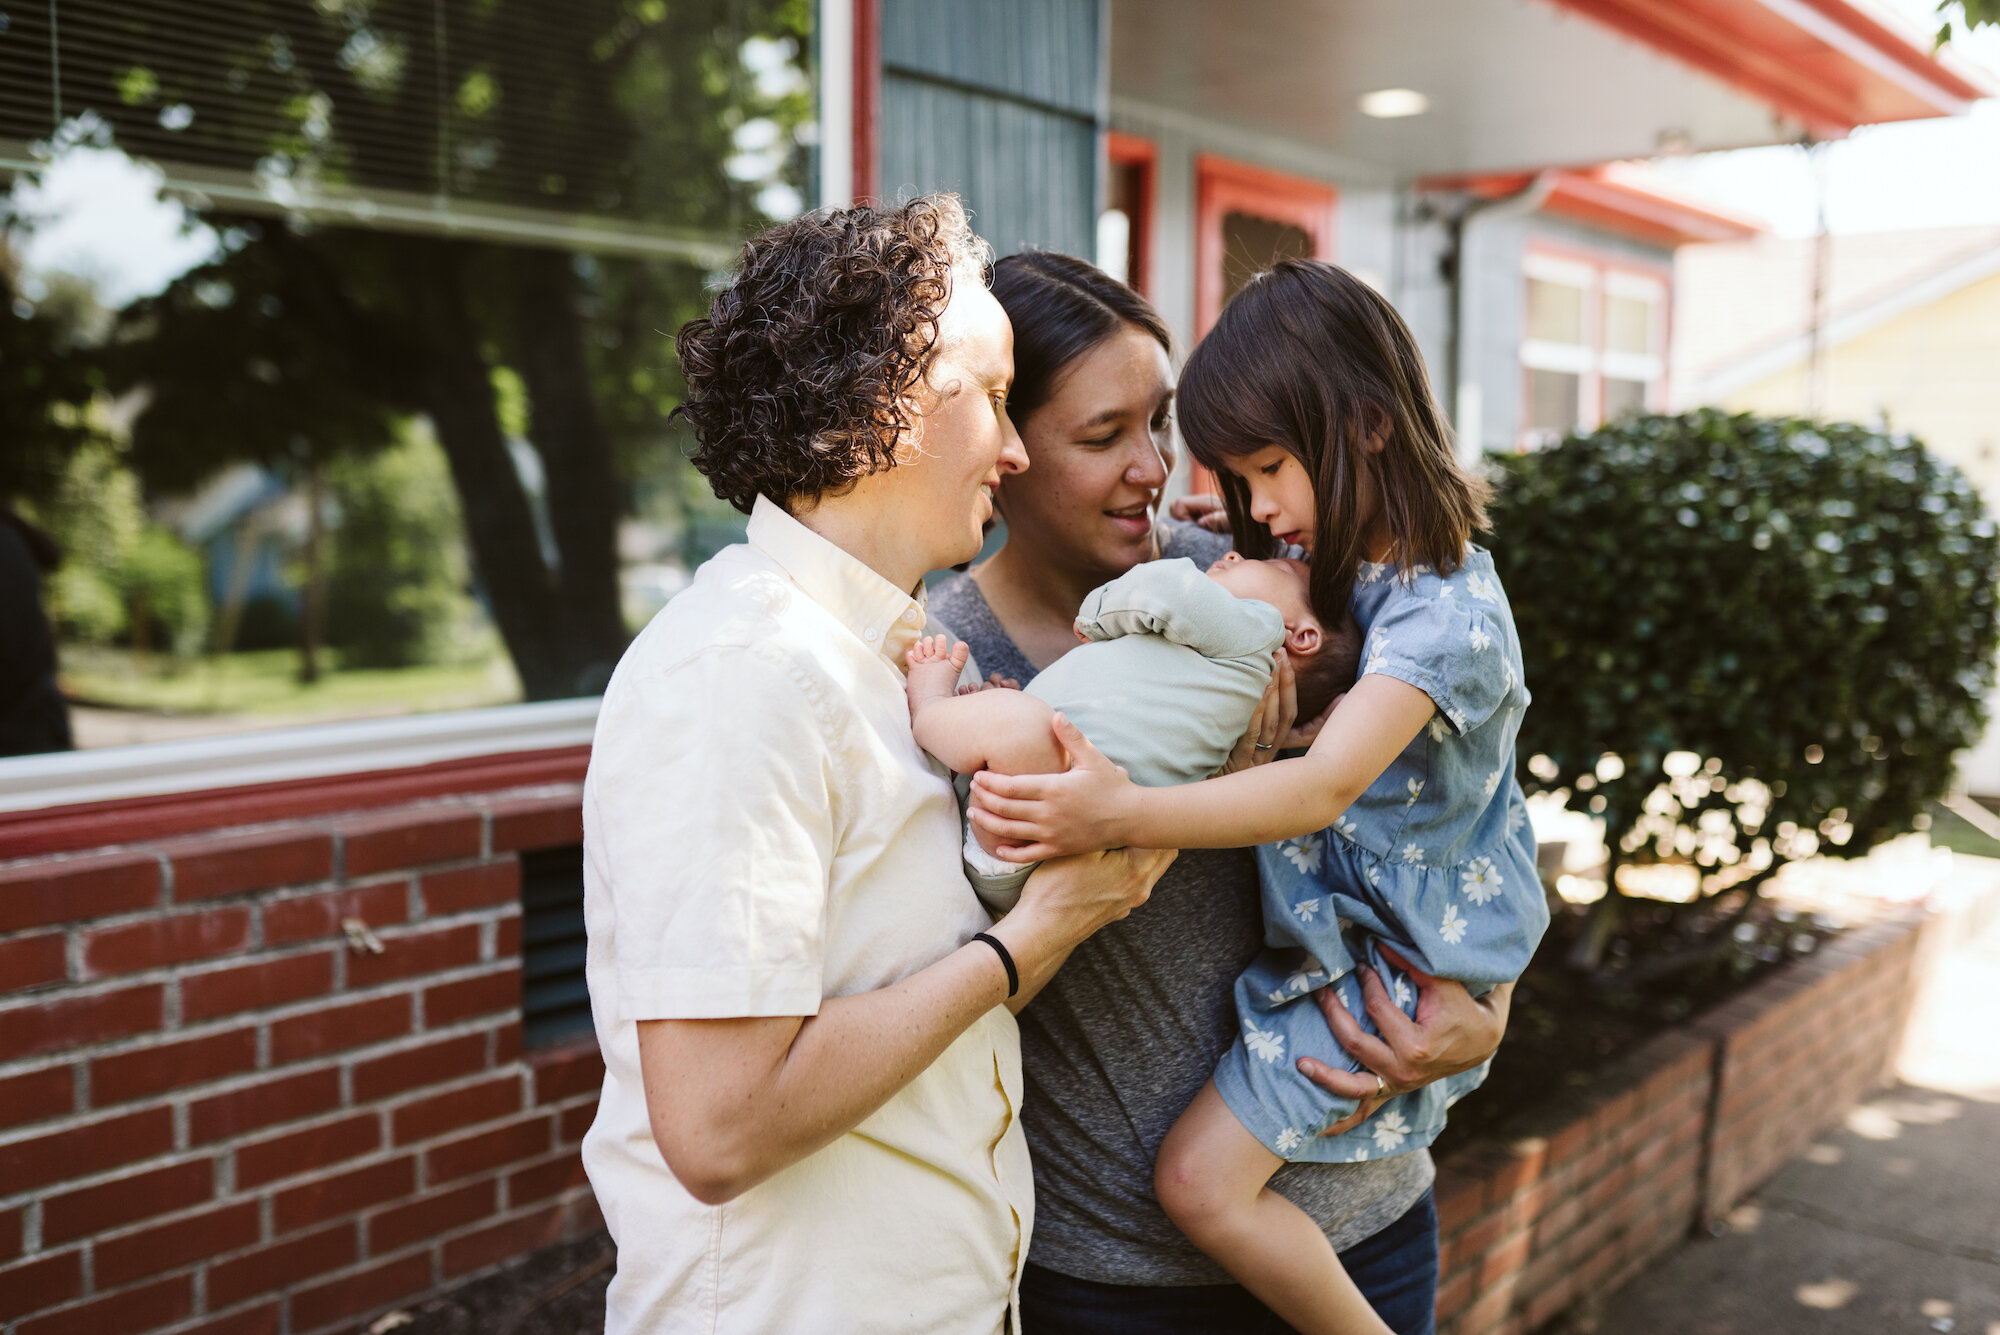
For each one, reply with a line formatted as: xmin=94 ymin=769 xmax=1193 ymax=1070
xmin=928 ymin=252 xmax=1511 ymax=1334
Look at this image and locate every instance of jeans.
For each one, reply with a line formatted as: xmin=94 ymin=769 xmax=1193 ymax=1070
xmin=1018 ymin=1190 xmax=1438 ymax=1335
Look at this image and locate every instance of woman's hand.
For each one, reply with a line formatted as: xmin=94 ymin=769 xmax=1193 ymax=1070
xmin=1296 ymin=945 xmax=1511 ymax=1137
xmin=1168 ymin=493 xmax=1230 ymax=533
xmin=968 ymin=714 xmax=1146 ymax=860
xmin=1219 ymin=648 xmax=1298 ymax=774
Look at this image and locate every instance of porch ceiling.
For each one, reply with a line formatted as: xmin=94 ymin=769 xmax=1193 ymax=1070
xmin=1108 ymin=0 xmax=1983 ymax=179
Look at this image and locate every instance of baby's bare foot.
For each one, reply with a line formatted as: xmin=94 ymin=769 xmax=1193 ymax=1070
xmin=905 ymin=634 xmax=971 ymax=722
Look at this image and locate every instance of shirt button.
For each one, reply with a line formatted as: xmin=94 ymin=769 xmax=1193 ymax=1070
xmin=864 ymin=627 xmax=881 ymax=642
xmin=903 ymin=609 xmax=922 ymax=624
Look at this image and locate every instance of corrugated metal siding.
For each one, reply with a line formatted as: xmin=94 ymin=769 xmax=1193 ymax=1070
xmin=880 ymin=0 xmax=1102 ymax=258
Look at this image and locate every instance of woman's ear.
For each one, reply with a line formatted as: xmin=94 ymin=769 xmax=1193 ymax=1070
xmin=1285 ymin=621 xmax=1322 ymax=657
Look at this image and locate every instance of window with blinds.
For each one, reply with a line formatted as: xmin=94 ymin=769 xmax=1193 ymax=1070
xmin=0 ymin=3 xmax=811 ymax=754
xmin=0 ymin=0 xmax=814 ymax=259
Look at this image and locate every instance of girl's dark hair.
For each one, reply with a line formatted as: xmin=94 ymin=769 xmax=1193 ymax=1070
xmin=1178 ymin=258 xmax=1490 ymax=628
xmin=674 ymin=194 xmax=988 ymax=514
xmin=988 ymin=251 xmax=1171 ymax=429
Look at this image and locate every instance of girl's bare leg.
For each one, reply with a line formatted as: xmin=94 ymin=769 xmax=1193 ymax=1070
xmin=1155 ymin=1081 xmax=1395 ymax=1335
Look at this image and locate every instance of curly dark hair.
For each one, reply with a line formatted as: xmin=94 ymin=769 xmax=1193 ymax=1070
xmin=673 ymin=194 xmax=989 ymax=514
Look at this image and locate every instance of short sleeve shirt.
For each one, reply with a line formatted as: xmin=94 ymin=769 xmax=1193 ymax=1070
xmin=581 ymin=496 xmax=1032 ymax=1334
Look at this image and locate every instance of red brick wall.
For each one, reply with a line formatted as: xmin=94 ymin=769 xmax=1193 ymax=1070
xmin=1432 ymin=909 xmax=1928 ymax=1335
xmin=0 ymin=775 xmax=1930 ymax=1335
xmin=0 ymin=785 xmax=604 ymax=1335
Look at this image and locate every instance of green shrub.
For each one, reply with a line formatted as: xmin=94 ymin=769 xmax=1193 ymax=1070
xmin=1489 ymin=411 xmax=1999 ymax=961
xmin=325 ymin=430 xmax=483 ymax=668
xmin=121 ymin=525 xmax=211 ymax=657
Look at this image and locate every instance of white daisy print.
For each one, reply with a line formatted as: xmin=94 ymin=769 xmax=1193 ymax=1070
xmin=1483 ymin=766 xmax=1505 ymax=798
xmin=1267 ymin=988 xmax=1291 ymax=1005
xmin=1447 ymin=706 xmax=1469 ymax=732
xmin=1399 ymin=843 xmax=1426 ymax=865
xmin=1292 ymin=897 xmax=1322 ymax=925
xmin=1469 ymin=625 xmax=1493 ymax=653
xmin=1412 ymin=563 xmax=1434 ymax=576
xmin=1352 ymin=1147 xmax=1370 ymax=1161
xmin=1274 ymin=1127 xmax=1305 ymax=1155
xmin=1405 ymin=777 xmax=1425 ymax=806
xmin=1466 ymin=572 xmax=1500 ymax=603
xmin=1333 ymin=814 xmax=1360 ymax=841
xmin=1371 ymin=1110 xmax=1412 ymax=1152
xmin=1245 ymin=1021 xmax=1286 ymax=1063
xmin=1440 ymin=903 xmax=1467 ymax=945
xmin=1436 ymin=581 xmax=1456 ymax=599
xmin=1506 ymin=802 xmax=1528 ymax=836
xmin=1366 ymin=862 xmax=1382 ymax=888
xmin=1428 ymin=717 xmax=1452 ymax=744
xmin=1284 ymin=964 xmax=1317 ymax=994
xmin=1461 ymin=857 xmax=1502 ymax=905
xmin=1357 ymin=562 xmax=1389 ymax=586
xmin=1281 ymin=834 xmax=1324 ymax=874
xmin=1393 ymin=975 xmax=1414 ymax=1008
xmin=1363 ymin=636 xmax=1389 ymax=675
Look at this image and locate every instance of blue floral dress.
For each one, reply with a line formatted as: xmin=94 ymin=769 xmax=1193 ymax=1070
xmin=1212 ymin=547 xmax=1548 ymax=1163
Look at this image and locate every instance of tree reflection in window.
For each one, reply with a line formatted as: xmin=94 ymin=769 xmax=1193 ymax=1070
xmin=1 ymin=0 xmax=815 ymax=720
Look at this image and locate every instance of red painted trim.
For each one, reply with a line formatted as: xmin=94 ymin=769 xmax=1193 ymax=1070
xmin=1422 ymin=168 xmax=1765 ymax=246
xmin=1541 ymin=0 xmax=1987 ymax=135
xmin=1106 ymin=131 xmax=1158 ymax=297
xmin=1188 ymin=156 xmax=1337 ymax=496
xmin=852 ymin=0 xmax=881 ymax=203
xmin=0 ymin=747 xmax=591 ymax=862
xmin=1193 ymin=156 xmax=1338 ymax=339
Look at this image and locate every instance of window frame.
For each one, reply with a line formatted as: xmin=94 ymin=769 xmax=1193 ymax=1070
xmin=1104 ymin=130 xmax=1158 ymax=297
xmin=1517 ymin=244 xmax=1671 ymax=450
xmin=1193 ymin=154 xmax=1338 ymax=337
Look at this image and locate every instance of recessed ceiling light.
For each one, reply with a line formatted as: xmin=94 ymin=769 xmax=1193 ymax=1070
xmin=1358 ymin=88 xmax=1429 ymax=119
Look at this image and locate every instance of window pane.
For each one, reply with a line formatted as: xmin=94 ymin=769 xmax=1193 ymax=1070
xmin=1603 ymin=376 xmax=1649 ymax=420
xmin=1526 ymin=369 xmax=1582 ymax=435
xmin=1221 ymin=212 xmax=1312 ymax=310
xmin=1527 ymin=278 xmax=1586 ymax=346
xmin=1606 ymin=294 xmax=1656 ymax=356
xmin=2 ymin=1 xmax=814 ymax=753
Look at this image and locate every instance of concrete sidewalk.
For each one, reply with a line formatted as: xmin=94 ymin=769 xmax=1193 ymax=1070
xmin=1573 ymin=883 xmax=2000 ymax=1335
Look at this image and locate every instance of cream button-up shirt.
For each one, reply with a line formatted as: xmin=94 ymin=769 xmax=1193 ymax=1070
xmin=581 ymin=496 xmax=1031 ymax=1334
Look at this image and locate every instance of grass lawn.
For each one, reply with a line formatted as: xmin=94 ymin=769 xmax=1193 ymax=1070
xmin=59 ymin=646 xmax=522 ymax=720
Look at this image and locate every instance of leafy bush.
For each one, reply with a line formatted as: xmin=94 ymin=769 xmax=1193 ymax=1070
xmin=1489 ymin=411 xmax=1999 ymax=967
xmin=121 ymin=525 xmax=211 ymax=657
xmin=325 ymin=430 xmax=484 ymax=668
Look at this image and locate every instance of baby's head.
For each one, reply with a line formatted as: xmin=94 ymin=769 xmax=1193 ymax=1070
xmin=1206 ymin=553 xmax=1361 ymax=720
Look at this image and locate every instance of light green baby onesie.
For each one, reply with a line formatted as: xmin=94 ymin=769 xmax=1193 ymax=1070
xmin=964 ymin=557 xmax=1285 ymax=912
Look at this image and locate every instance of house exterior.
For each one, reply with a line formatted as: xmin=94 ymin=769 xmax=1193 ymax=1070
xmin=863 ymin=0 xmax=1983 ymax=471
xmin=0 ymin=4 xmax=1988 ymax=1335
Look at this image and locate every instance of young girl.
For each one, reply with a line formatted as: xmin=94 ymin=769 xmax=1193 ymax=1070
xmin=969 ymin=258 xmax=1547 ymax=1335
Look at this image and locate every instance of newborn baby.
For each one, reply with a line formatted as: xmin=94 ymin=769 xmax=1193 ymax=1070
xmin=907 ymin=553 xmax=1361 ymax=911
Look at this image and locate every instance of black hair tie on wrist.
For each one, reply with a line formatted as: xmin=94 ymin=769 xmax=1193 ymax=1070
xmin=972 ymin=932 xmax=1019 ymax=998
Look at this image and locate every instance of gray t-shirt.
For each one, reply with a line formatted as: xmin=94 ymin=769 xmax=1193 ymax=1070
xmin=929 ymin=521 xmax=1434 ymax=1286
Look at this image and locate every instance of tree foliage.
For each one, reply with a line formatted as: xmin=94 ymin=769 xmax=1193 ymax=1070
xmin=36 ymin=0 xmax=810 ymax=698
xmin=1489 ymin=411 xmax=1999 ymax=965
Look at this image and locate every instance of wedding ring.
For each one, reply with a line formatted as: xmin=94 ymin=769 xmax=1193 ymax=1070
xmin=1254 ymin=742 xmax=1275 ymax=751
xmin=1373 ymin=1075 xmax=1390 ymax=1101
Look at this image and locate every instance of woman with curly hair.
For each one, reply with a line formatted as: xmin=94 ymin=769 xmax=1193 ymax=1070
xmin=579 ymin=195 xmax=1174 ymax=1335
